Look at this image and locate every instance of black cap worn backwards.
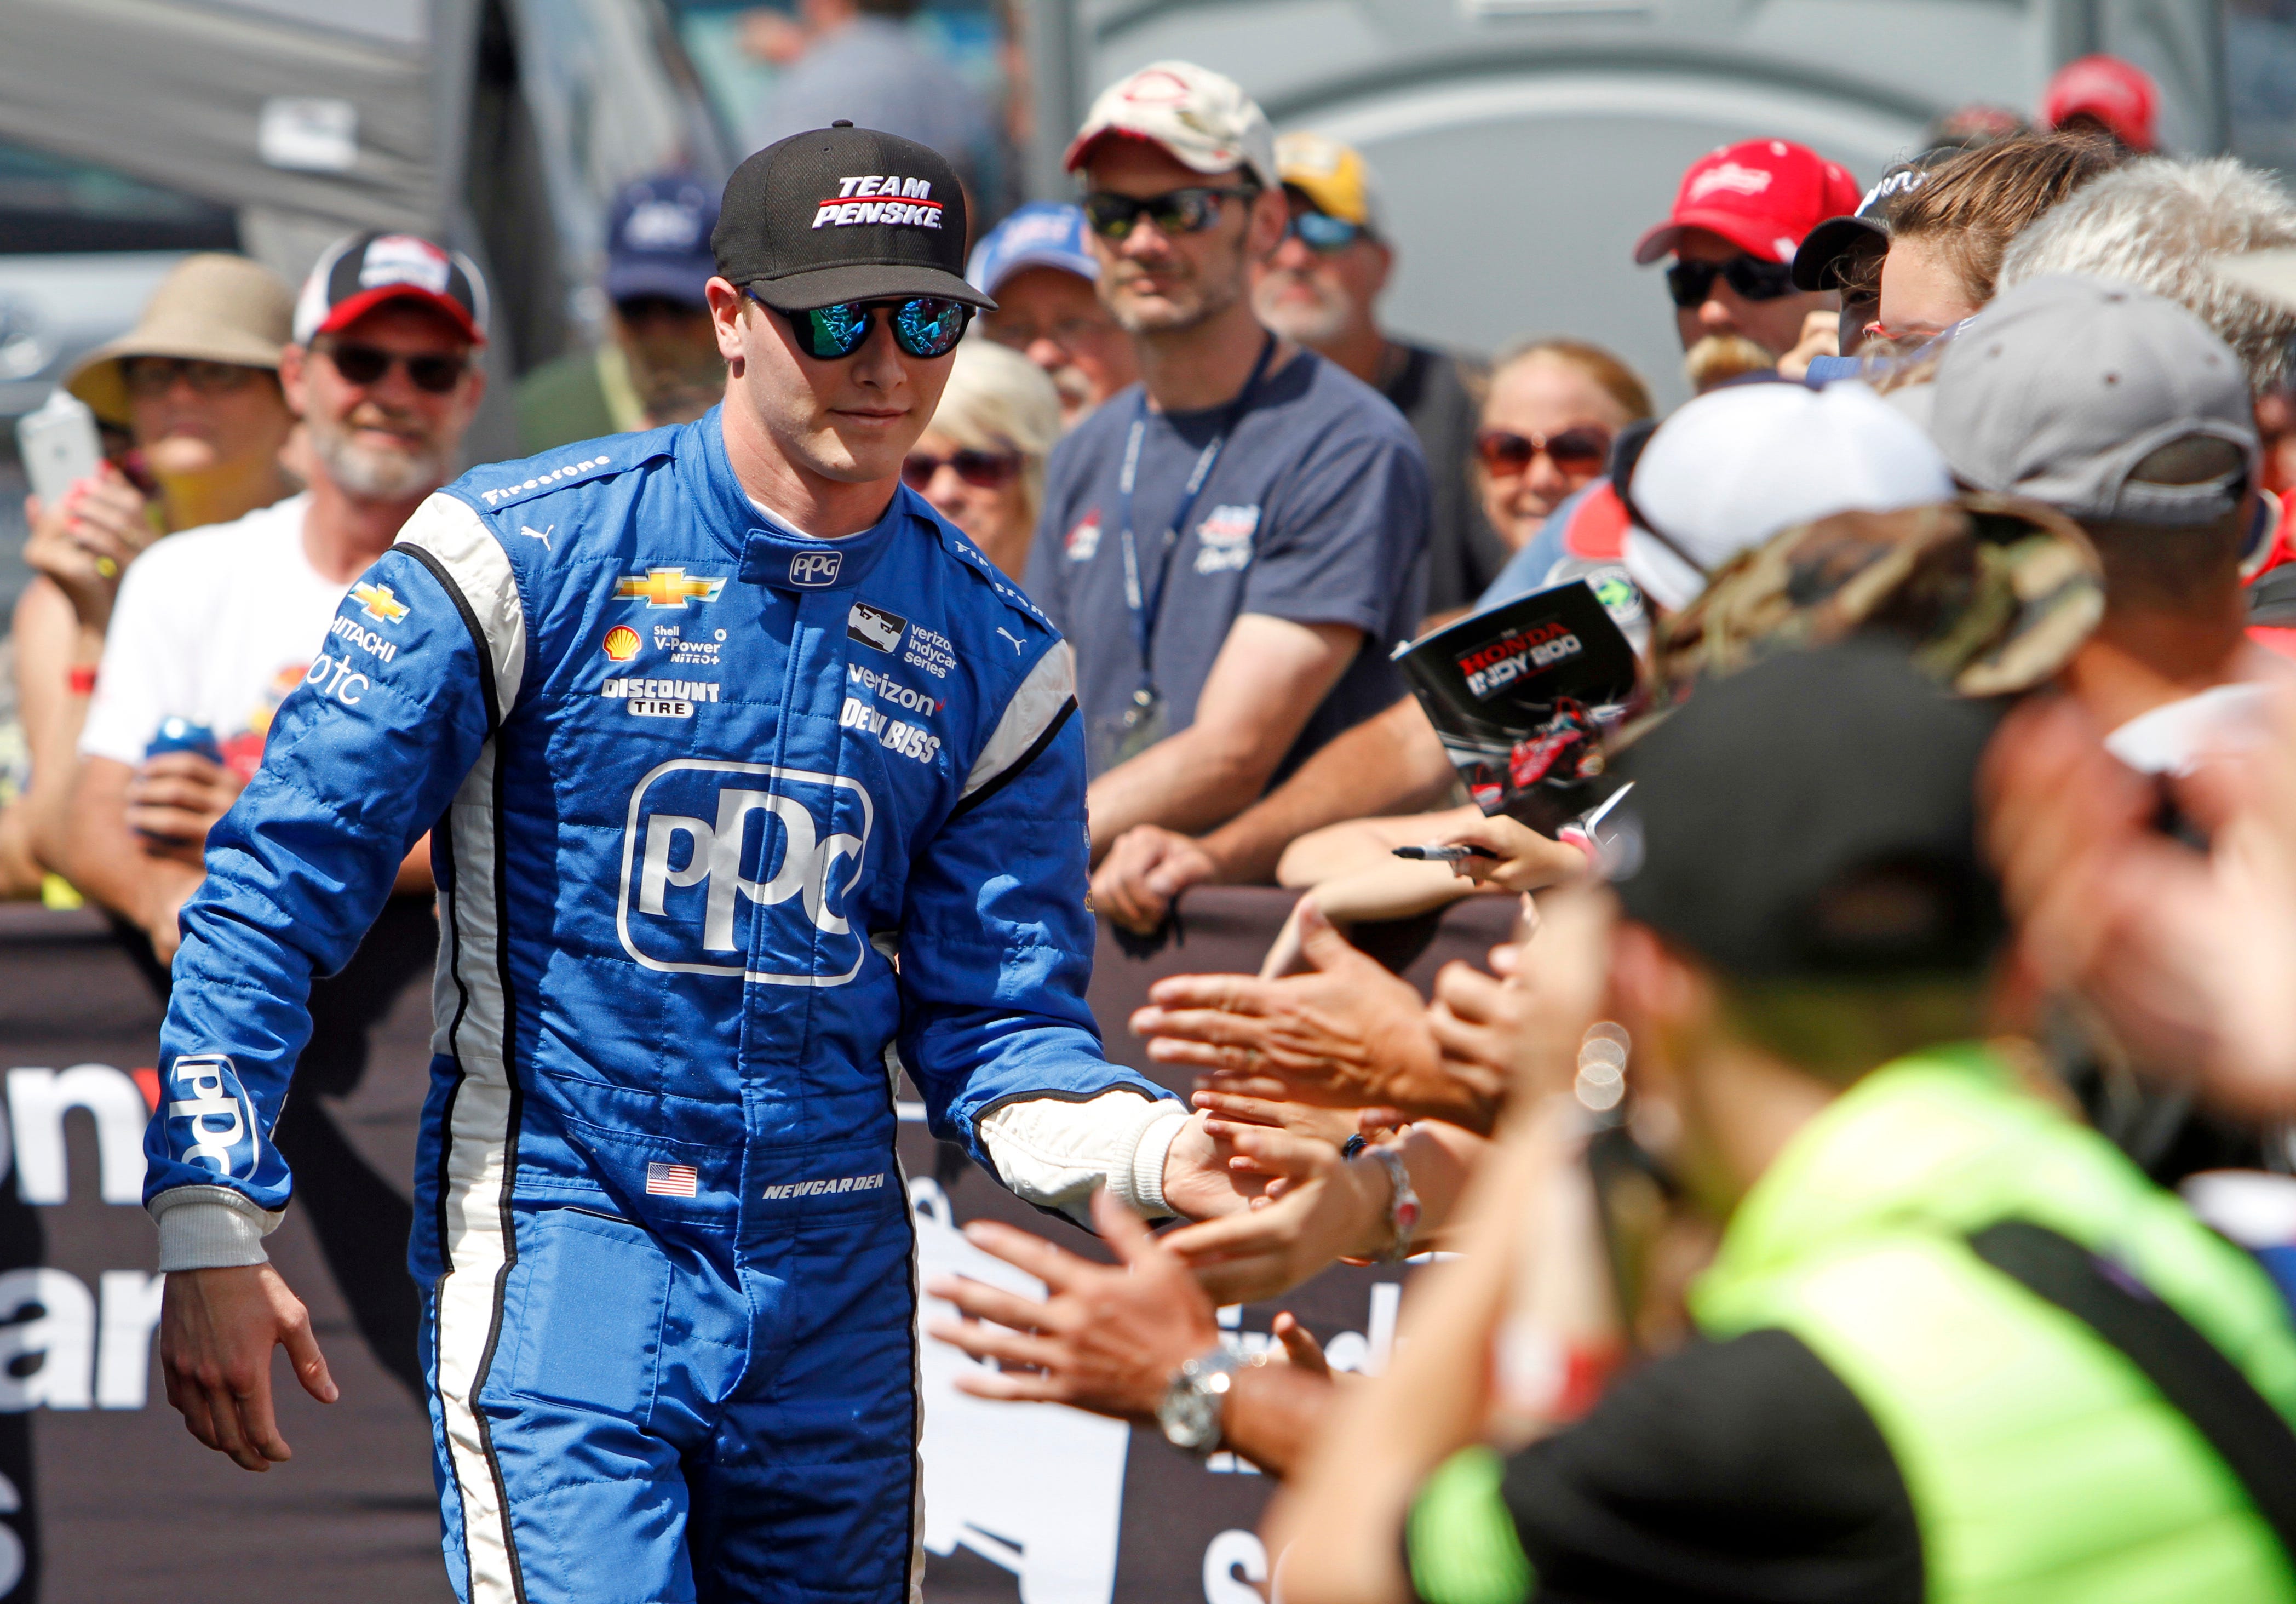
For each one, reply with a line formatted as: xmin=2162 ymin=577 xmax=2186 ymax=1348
xmin=1608 ymin=640 xmax=2006 ymax=978
xmin=713 ymin=122 xmax=993 ymax=312
xmin=1789 ymin=157 xmax=1940 ymax=294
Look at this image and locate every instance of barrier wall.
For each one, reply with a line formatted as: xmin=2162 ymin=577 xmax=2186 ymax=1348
xmin=0 ymin=889 xmax=1517 ymax=1602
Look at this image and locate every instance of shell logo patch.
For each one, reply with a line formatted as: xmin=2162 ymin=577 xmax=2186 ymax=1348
xmin=602 ymin=625 xmax=641 ymax=662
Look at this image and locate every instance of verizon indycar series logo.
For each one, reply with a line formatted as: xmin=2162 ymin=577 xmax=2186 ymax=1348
xmin=618 ymin=760 xmax=874 ymax=985
xmin=1455 ymin=620 xmax=1583 ymax=700
xmin=165 ymin=1054 xmax=261 ymax=1178
xmin=849 ymin=600 xmax=906 ymax=652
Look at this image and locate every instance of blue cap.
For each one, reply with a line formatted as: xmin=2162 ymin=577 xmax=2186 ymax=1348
xmin=604 ymin=174 xmax=720 ymax=307
xmin=966 ymin=202 xmax=1097 ymax=296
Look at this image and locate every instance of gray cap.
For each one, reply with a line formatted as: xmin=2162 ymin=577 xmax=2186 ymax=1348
xmin=1930 ymin=274 xmax=2257 ymax=526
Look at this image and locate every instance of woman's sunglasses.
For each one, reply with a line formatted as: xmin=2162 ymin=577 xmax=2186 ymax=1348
xmin=1081 ymin=185 xmax=1255 ymax=242
xmin=317 ymin=341 xmax=469 ymax=394
xmin=902 ymin=448 xmax=1021 ymax=491
xmin=120 ymin=357 xmax=265 ymax=398
xmin=1663 ymin=254 xmax=1801 ymax=309
xmin=755 ymin=290 xmax=972 ymax=361
xmin=1473 ymin=425 xmax=1611 ymax=479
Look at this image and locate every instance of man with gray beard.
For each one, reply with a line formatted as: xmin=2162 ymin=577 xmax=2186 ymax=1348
xmin=1253 ymin=133 xmax=1499 ymax=616
xmin=70 ymin=232 xmax=489 ymax=962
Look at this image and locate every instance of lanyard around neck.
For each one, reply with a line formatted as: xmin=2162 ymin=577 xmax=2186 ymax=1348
xmin=1116 ymin=332 xmax=1278 ymax=691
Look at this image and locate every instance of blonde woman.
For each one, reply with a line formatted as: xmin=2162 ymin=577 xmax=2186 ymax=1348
xmin=903 ymin=337 xmax=1061 ymax=577
xmin=1472 ymin=337 xmax=1652 ymax=552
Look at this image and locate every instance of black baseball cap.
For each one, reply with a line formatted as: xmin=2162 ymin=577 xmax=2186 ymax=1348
xmin=1608 ymin=640 xmax=2006 ymax=978
xmin=713 ymin=122 xmax=993 ymax=313
xmin=1789 ymin=157 xmax=1938 ymax=294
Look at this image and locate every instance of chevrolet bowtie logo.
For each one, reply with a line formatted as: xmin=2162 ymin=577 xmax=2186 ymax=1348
xmin=615 ymin=568 xmax=727 ymax=609
xmin=349 ymin=581 xmax=410 ymax=625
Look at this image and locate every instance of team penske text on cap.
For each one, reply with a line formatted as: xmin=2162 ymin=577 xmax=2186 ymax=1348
xmin=1632 ymin=139 xmax=1861 ymax=266
xmin=294 ymin=231 xmax=490 ymax=345
xmin=714 ymin=122 xmax=991 ymax=314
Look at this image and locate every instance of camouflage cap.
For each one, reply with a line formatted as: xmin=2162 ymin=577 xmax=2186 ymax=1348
xmin=1650 ymin=492 xmax=2103 ymax=703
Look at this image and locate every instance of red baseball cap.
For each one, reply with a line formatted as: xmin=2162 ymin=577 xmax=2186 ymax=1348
xmin=1632 ymin=139 xmax=1861 ymax=266
xmin=2040 ymin=55 xmax=2157 ymax=153
xmin=292 ymin=231 xmax=490 ymax=346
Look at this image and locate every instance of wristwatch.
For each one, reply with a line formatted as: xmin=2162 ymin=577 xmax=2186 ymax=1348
xmin=1158 ymin=1347 xmax=1244 ymax=1456
xmin=1362 ymin=1144 xmax=1421 ymax=1263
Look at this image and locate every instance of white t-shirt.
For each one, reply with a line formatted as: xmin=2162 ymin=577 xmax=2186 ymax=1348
xmin=81 ymin=493 xmax=346 ymax=778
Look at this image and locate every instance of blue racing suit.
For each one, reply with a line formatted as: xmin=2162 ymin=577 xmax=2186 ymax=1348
xmin=141 ymin=410 xmax=1182 ymax=1604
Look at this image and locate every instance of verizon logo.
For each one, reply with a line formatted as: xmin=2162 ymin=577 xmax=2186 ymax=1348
xmin=760 ymin=1171 xmax=885 ymax=1201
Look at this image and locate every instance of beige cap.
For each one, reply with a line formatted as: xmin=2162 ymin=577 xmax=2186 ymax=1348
xmin=1064 ymin=61 xmax=1279 ymax=191
xmin=66 ymin=254 xmax=294 ymax=423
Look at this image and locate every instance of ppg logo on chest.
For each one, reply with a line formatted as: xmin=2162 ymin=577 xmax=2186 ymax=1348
xmin=789 ymin=550 xmax=843 ymax=588
xmin=617 ymin=760 xmax=876 ymax=986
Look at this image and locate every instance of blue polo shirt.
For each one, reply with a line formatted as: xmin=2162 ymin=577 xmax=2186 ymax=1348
xmin=1023 ymin=348 xmax=1430 ymax=782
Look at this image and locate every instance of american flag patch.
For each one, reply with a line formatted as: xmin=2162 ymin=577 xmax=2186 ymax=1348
xmin=645 ymin=1162 xmax=699 ymax=1198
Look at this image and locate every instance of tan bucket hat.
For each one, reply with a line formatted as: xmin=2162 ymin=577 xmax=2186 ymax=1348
xmin=66 ymin=253 xmax=294 ymax=423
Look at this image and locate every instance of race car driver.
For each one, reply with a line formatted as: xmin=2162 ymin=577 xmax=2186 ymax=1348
xmin=144 ymin=124 xmax=1252 ymax=1604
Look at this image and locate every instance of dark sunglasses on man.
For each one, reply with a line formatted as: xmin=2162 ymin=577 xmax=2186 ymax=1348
xmin=1664 ymin=254 xmax=1801 ymax=309
xmin=1473 ymin=424 xmax=1612 ymax=479
xmin=317 ymin=340 xmax=471 ymax=394
xmin=1081 ymin=185 xmax=1257 ymax=243
xmin=750 ymin=289 xmax=971 ymax=362
xmin=901 ymin=447 xmax=1021 ymax=492
xmin=120 ymin=357 xmax=266 ymax=399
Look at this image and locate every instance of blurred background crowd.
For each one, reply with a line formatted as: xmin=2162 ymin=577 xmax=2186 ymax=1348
xmin=18 ymin=1 xmax=2296 ymax=1600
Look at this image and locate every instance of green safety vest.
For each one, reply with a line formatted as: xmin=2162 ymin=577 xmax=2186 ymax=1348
xmin=1692 ymin=1043 xmax=2296 ymax=1604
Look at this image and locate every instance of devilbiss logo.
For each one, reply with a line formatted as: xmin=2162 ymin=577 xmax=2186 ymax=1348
xmin=813 ymin=176 xmax=943 ymax=231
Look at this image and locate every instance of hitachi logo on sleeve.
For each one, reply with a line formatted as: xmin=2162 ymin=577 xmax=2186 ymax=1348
xmin=760 ymin=1171 xmax=886 ymax=1201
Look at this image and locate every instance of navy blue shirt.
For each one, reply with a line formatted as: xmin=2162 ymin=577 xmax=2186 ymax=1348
xmin=1024 ymin=348 xmax=1430 ymax=781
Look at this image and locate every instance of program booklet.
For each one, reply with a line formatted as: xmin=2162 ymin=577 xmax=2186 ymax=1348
xmin=1393 ymin=580 xmax=1640 ymax=832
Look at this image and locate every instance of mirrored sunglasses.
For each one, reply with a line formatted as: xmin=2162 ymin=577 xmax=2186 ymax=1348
xmin=1285 ymin=210 xmax=1367 ymax=253
xmin=759 ymin=291 xmax=971 ymax=361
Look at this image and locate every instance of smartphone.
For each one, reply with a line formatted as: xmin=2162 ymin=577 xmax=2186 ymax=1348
xmin=16 ymin=388 xmax=102 ymax=508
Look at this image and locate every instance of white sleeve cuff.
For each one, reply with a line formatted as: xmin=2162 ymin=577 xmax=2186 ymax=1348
xmin=1120 ymin=1110 xmax=1190 ymax=1218
xmin=976 ymin=1089 xmax=1187 ymax=1227
xmin=151 ymin=1186 xmax=282 ymax=1271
